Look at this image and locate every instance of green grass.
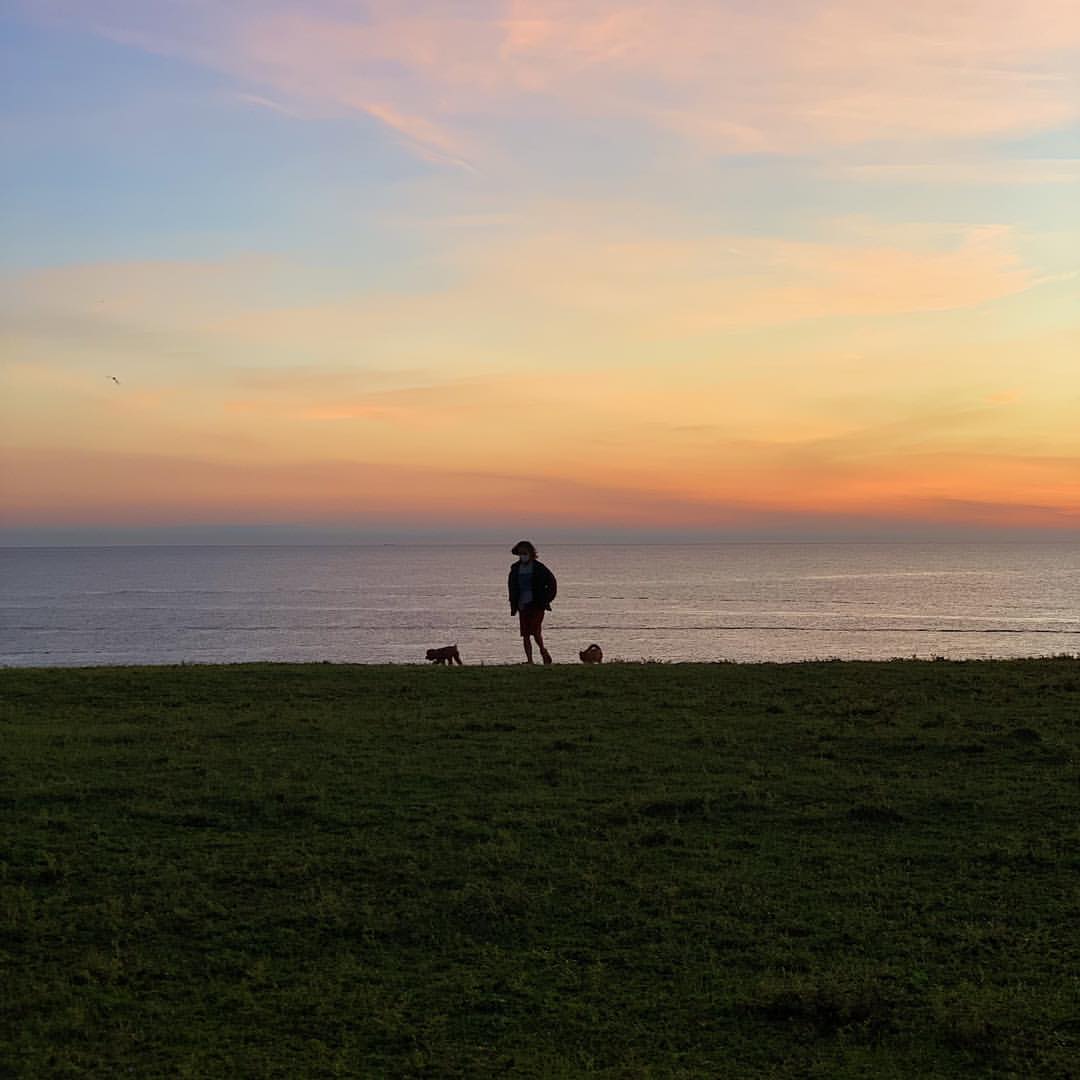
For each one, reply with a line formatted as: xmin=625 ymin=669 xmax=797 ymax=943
xmin=2 ymin=659 xmax=1078 ymax=1078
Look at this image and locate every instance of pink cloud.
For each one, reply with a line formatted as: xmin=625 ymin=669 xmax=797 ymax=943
xmin=21 ymin=0 xmax=1080 ymax=165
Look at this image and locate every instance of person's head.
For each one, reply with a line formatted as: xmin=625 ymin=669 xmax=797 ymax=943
xmin=511 ymin=540 xmax=537 ymax=563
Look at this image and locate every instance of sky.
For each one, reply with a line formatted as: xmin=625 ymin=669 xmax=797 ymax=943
xmin=2 ymin=0 xmax=1079 ymax=544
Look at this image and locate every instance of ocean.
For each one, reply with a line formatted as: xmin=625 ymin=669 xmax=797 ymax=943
xmin=1 ymin=542 xmax=1078 ymax=667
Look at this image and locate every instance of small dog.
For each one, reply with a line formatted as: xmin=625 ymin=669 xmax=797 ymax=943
xmin=579 ymin=643 xmax=603 ymax=664
xmin=426 ymin=644 xmax=463 ymax=666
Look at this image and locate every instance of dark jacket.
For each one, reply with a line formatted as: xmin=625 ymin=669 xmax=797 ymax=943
xmin=508 ymin=560 xmax=557 ymax=615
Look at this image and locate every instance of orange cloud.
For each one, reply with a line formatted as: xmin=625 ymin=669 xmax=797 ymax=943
xmin=4 ymin=224 xmax=1076 ymax=536
xmin=447 ymin=219 xmax=1038 ymax=335
xmin=3 ymin=444 xmax=1077 ymax=534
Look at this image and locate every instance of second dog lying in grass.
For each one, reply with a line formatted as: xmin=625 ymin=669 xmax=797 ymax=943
xmin=426 ymin=645 xmax=463 ymax=665
xmin=579 ymin=643 xmax=603 ymax=664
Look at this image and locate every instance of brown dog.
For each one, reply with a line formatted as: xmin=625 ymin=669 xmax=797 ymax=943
xmin=426 ymin=644 xmax=463 ymax=666
xmin=578 ymin=643 xmax=603 ymax=664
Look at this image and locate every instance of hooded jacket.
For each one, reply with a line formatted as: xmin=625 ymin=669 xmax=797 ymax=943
xmin=508 ymin=559 xmax=557 ymax=615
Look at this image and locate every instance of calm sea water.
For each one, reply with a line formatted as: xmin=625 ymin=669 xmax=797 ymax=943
xmin=1 ymin=543 xmax=1078 ymax=667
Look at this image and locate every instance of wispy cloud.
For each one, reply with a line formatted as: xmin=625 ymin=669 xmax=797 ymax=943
xmin=830 ymin=159 xmax=1080 ymax=186
xmin=22 ymin=0 xmax=1080 ymax=167
xmin=233 ymin=91 xmax=302 ymax=118
xmin=354 ymin=101 xmax=479 ymax=173
xmin=445 ymin=217 xmax=1040 ymax=335
xmin=0 ymin=215 xmax=1050 ymax=393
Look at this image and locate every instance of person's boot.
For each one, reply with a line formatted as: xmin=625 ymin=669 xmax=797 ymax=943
xmin=541 ymin=649 xmax=553 ymax=665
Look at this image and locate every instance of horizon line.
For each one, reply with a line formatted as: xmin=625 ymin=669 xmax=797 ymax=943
xmin=3 ymin=538 xmax=1079 ymax=550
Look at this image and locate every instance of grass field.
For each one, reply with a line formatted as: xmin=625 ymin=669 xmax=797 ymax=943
xmin=2 ymin=659 xmax=1078 ymax=1078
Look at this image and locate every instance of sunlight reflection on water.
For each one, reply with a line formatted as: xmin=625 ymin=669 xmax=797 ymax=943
xmin=2 ymin=542 xmax=1078 ymax=666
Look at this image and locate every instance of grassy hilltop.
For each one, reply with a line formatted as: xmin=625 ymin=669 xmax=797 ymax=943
xmin=2 ymin=659 xmax=1078 ymax=1078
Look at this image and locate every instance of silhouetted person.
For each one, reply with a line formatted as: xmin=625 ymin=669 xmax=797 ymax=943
xmin=508 ymin=540 xmax=557 ymax=664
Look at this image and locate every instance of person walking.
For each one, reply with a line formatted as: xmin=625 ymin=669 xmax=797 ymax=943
xmin=508 ymin=540 xmax=557 ymax=664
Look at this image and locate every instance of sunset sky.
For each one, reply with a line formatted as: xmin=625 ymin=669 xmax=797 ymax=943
xmin=2 ymin=1 xmax=1078 ymax=543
